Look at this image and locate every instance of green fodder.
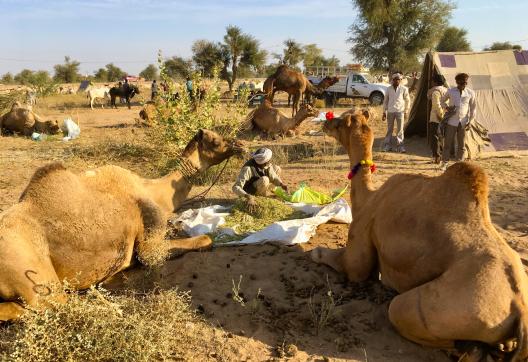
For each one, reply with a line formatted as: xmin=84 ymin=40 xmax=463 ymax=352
xmin=0 ymin=288 xmax=221 ymax=362
xmin=214 ymin=197 xmax=307 ymax=242
xmin=0 ymin=91 xmax=25 ymax=113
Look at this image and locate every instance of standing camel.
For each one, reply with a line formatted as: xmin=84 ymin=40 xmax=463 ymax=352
xmin=311 ymin=111 xmax=528 ymax=361
xmin=0 ymin=129 xmax=245 ymax=321
xmin=263 ymin=65 xmax=337 ymax=116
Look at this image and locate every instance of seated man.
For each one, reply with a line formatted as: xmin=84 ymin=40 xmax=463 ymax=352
xmin=232 ymin=148 xmax=288 ymax=205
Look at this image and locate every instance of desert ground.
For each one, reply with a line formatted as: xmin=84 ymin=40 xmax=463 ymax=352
xmin=0 ymin=86 xmax=527 ymax=361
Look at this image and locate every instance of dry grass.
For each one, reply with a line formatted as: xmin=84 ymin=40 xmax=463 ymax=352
xmin=0 ymin=288 xmax=222 ymax=362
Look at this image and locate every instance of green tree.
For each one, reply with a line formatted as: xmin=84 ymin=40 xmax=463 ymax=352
xmin=484 ymin=41 xmax=522 ymax=51
xmin=1 ymin=72 xmax=15 ymax=84
xmin=221 ymin=25 xmax=267 ymax=91
xmin=302 ymin=44 xmax=324 ymax=67
xmin=436 ymin=26 xmax=471 ymax=52
xmin=53 ymin=56 xmax=81 ymax=83
xmin=105 ymin=63 xmax=127 ymax=82
xmin=192 ymin=40 xmax=224 ymax=77
xmin=163 ymin=56 xmax=192 ymax=80
xmin=282 ymin=39 xmax=304 ymax=68
xmin=139 ymin=64 xmax=158 ymax=80
xmin=93 ymin=68 xmax=109 ymax=81
xmin=348 ymin=0 xmax=454 ymax=73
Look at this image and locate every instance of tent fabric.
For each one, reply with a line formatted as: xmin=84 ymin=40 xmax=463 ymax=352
xmin=406 ymin=50 xmax=528 ymax=153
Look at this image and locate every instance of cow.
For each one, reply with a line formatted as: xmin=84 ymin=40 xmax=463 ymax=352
xmin=87 ymin=87 xmax=110 ymax=109
xmin=109 ymin=85 xmax=140 ymax=109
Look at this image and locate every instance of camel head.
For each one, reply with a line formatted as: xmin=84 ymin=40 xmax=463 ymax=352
xmin=182 ymin=129 xmax=246 ymax=171
xmin=319 ymin=76 xmax=340 ymax=89
xmin=296 ymin=103 xmax=319 ymax=122
xmin=41 ymin=120 xmax=61 ymax=135
xmin=323 ymin=110 xmax=373 ymax=158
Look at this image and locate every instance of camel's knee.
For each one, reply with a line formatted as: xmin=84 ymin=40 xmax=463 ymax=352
xmin=167 ymin=235 xmax=212 ymax=258
xmin=0 ymin=302 xmax=26 ymax=321
xmin=310 ymin=246 xmax=344 ymax=273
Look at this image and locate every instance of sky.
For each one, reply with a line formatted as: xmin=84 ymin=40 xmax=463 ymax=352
xmin=1 ymin=0 xmax=527 ymax=76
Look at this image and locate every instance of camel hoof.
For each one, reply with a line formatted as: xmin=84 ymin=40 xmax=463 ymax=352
xmin=311 ymin=247 xmax=324 ymax=263
xmin=497 ymin=338 xmax=517 ymax=352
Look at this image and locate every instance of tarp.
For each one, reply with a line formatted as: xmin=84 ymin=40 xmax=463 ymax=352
xmin=77 ymin=80 xmax=91 ymax=92
xmin=406 ymin=50 xmax=528 ymax=152
xmin=173 ymin=199 xmax=352 ymax=246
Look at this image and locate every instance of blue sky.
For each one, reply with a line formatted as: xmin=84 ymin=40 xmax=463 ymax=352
xmin=1 ymin=0 xmax=527 ymax=76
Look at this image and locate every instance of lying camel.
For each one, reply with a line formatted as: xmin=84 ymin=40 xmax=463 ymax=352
xmin=311 ymin=111 xmax=528 ymax=360
xmin=244 ymin=99 xmax=318 ymax=137
xmin=0 ymin=129 xmax=244 ymax=321
xmin=0 ymin=102 xmax=60 ymax=136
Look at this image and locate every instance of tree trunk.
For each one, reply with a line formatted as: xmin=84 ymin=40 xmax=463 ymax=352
xmin=231 ymin=61 xmax=238 ymax=92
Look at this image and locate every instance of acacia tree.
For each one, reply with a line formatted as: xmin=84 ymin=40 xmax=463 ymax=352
xmin=348 ymin=0 xmax=454 ymax=73
xmin=484 ymin=41 xmax=522 ymax=51
xmin=436 ymin=26 xmax=471 ymax=52
xmin=163 ymin=56 xmax=192 ymax=79
xmin=282 ymin=39 xmax=304 ymax=68
xmin=139 ymin=64 xmax=158 ymax=81
xmin=192 ymin=40 xmax=224 ymax=77
xmin=53 ymin=56 xmax=81 ymax=83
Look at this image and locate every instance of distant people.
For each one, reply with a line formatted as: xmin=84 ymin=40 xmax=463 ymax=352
xmin=440 ymin=73 xmax=476 ymax=171
xmin=427 ymin=74 xmax=447 ymax=164
xmin=382 ymin=72 xmax=411 ymax=153
xmin=151 ymin=80 xmax=158 ymax=101
xmin=186 ymin=77 xmax=193 ymax=100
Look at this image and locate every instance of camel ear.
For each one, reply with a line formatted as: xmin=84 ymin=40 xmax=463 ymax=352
xmin=362 ymin=109 xmax=370 ymax=121
xmin=197 ymin=129 xmax=205 ymax=140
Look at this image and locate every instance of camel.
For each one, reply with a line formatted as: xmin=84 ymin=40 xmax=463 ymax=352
xmin=311 ymin=111 xmax=528 ymax=360
xmin=0 ymin=129 xmax=245 ymax=321
xmin=244 ymin=99 xmax=318 ymax=137
xmin=0 ymin=102 xmax=60 ymax=136
xmin=263 ymin=65 xmax=337 ymax=116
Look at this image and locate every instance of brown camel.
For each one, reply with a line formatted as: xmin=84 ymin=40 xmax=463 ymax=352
xmin=244 ymin=99 xmax=318 ymax=137
xmin=0 ymin=129 xmax=245 ymax=321
xmin=311 ymin=111 xmax=528 ymax=360
xmin=0 ymin=102 xmax=60 ymax=136
xmin=263 ymin=65 xmax=337 ymax=116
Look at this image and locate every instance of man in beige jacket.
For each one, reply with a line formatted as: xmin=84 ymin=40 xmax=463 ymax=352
xmin=427 ymin=74 xmax=447 ymax=164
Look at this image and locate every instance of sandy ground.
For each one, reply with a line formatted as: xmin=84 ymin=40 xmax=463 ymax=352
xmin=1 ymin=93 xmax=527 ymax=361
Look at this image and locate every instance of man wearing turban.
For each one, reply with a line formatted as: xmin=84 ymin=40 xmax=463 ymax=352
xmin=232 ymin=147 xmax=288 ymax=205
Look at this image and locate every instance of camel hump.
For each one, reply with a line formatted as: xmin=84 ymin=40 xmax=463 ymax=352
xmin=444 ymin=162 xmax=488 ymax=203
xmin=19 ymin=163 xmax=67 ymax=201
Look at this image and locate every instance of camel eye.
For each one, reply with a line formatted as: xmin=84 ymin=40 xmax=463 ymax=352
xmin=213 ymin=140 xmax=221 ymax=147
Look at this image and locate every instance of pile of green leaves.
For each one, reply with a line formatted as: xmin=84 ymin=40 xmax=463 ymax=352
xmin=213 ymin=197 xmax=307 ymax=243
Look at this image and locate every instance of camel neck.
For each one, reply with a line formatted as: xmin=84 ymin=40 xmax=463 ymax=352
xmin=348 ymin=149 xmax=374 ymax=215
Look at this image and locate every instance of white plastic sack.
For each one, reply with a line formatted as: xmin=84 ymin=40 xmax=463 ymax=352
xmin=61 ymin=117 xmax=80 ymax=141
xmin=174 ymin=198 xmax=352 ymax=246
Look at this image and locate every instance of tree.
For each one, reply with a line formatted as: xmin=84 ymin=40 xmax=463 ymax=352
xmin=348 ymin=0 xmax=454 ymax=73
xmin=192 ymin=40 xmax=224 ymax=77
xmin=93 ymin=68 xmax=108 ymax=82
xmin=163 ymin=56 xmax=192 ymax=79
xmin=1 ymin=72 xmax=14 ymax=84
xmin=221 ymin=25 xmax=267 ymax=91
xmin=303 ymin=44 xmax=324 ymax=67
xmin=105 ymin=63 xmax=126 ymax=82
xmin=139 ymin=64 xmax=158 ymax=81
xmin=436 ymin=26 xmax=471 ymax=52
xmin=53 ymin=56 xmax=81 ymax=83
xmin=282 ymin=39 xmax=304 ymax=68
xmin=484 ymin=41 xmax=522 ymax=51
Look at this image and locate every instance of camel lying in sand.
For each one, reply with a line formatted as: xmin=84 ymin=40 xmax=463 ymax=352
xmin=311 ymin=111 xmax=528 ymax=360
xmin=244 ymin=100 xmax=318 ymax=137
xmin=0 ymin=102 xmax=60 ymax=136
xmin=0 ymin=129 xmax=244 ymax=321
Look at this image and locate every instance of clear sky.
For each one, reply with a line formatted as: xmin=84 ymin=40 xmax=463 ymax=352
xmin=1 ymin=0 xmax=527 ymax=76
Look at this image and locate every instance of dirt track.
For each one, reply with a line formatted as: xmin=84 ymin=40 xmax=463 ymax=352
xmin=1 ymin=95 xmax=527 ymax=361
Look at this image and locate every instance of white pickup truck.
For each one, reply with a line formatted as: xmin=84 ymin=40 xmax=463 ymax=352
xmin=308 ymin=72 xmax=388 ymax=107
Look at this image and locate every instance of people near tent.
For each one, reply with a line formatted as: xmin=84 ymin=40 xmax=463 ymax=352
xmin=232 ymin=148 xmax=288 ymax=207
xmin=440 ymin=73 xmax=477 ymax=171
xmin=382 ymin=72 xmax=411 ymax=153
xmin=427 ymin=74 xmax=448 ymax=164
xmin=151 ymin=80 xmax=158 ymax=101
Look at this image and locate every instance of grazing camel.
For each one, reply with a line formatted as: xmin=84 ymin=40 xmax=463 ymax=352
xmin=244 ymin=99 xmax=318 ymax=137
xmin=311 ymin=111 xmax=528 ymax=360
xmin=263 ymin=65 xmax=337 ymax=116
xmin=0 ymin=102 xmax=60 ymax=136
xmin=0 ymin=129 xmax=245 ymax=321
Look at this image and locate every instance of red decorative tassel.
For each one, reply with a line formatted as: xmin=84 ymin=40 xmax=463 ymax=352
xmin=325 ymin=111 xmax=334 ymax=121
xmin=347 ymin=171 xmax=353 ymax=179
xmin=370 ymin=164 xmax=377 ymax=173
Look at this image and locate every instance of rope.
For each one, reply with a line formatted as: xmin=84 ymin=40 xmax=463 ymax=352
xmin=177 ymin=158 xmax=231 ymax=210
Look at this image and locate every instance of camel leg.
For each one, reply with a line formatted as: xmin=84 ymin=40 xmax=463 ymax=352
xmin=166 ymin=236 xmax=212 ymax=258
xmin=90 ymin=98 xmax=94 ymax=110
xmin=0 ymin=302 xmax=26 ymax=321
xmin=292 ymin=91 xmax=301 ymax=117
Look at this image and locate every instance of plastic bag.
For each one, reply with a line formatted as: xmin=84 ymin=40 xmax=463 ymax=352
xmin=31 ymin=132 xmax=47 ymax=141
xmin=274 ymin=183 xmax=348 ymax=205
xmin=61 ymin=117 xmax=80 ymax=141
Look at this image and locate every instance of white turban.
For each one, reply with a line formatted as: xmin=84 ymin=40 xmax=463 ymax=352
xmin=392 ymin=73 xmax=403 ymax=80
xmin=252 ymin=148 xmax=272 ymax=165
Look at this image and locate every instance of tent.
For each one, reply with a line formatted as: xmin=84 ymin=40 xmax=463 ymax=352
xmin=406 ymin=50 xmax=528 ymax=152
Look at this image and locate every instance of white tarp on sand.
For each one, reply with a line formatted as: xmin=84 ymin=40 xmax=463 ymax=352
xmin=173 ymin=199 xmax=352 ymax=246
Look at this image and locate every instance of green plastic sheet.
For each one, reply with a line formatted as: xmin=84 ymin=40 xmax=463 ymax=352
xmin=274 ymin=183 xmax=348 ymax=205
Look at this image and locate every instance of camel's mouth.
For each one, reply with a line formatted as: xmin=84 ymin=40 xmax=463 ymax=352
xmin=229 ymin=140 xmax=247 ymax=157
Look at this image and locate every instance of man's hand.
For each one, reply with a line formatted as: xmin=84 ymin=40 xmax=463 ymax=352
xmin=382 ymin=113 xmax=387 ymax=121
xmin=465 ymin=121 xmax=472 ymax=131
xmin=245 ymin=195 xmax=258 ymax=213
xmin=281 ymin=184 xmax=288 ymax=193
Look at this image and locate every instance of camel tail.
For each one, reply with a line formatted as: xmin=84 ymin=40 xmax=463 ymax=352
xmin=241 ymin=109 xmax=256 ymax=131
xmin=511 ymin=307 xmax=528 ymax=361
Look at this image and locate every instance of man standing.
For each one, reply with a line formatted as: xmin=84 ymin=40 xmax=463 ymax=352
xmin=232 ymin=148 xmax=288 ymax=207
xmin=440 ymin=73 xmax=476 ymax=171
xmin=382 ymin=73 xmax=411 ymax=153
xmin=427 ymin=74 xmax=447 ymax=163
xmin=151 ymin=80 xmax=158 ymax=101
